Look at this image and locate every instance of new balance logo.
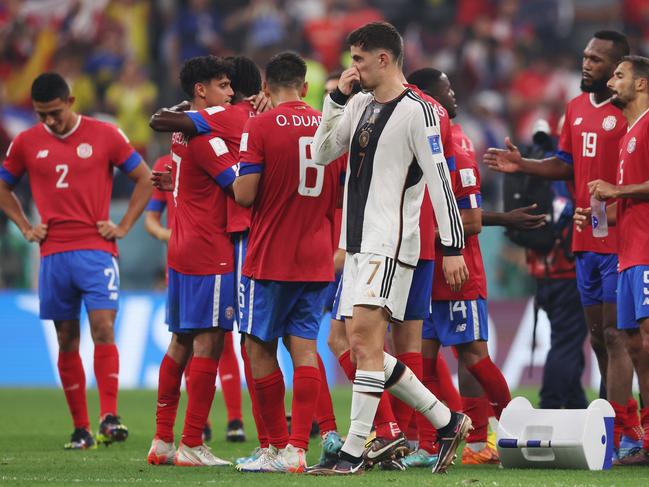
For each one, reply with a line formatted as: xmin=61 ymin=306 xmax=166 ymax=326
xmin=36 ymin=150 xmax=49 ymax=158
xmin=573 ymin=117 xmax=583 ymax=126
xmin=455 ymin=323 xmax=467 ymax=333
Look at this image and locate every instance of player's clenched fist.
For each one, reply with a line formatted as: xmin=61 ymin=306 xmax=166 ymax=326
xmin=151 ymin=164 xmax=174 ymax=192
xmin=483 ymin=137 xmax=523 ymax=173
xmin=443 ymin=255 xmax=469 ymax=292
xmin=337 ymin=67 xmax=361 ymax=96
xmin=97 ymin=220 xmax=126 ymax=240
xmin=573 ymin=207 xmax=591 ymax=232
xmin=23 ymin=223 xmax=48 ymax=243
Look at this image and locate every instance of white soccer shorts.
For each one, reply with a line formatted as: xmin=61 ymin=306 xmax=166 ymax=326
xmin=339 ymin=252 xmax=414 ymax=322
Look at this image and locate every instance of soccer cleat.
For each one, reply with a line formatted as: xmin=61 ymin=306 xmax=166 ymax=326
xmin=96 ymin=415 xmax=128 ymax=445
xmin=378 ymin=458 xmax=406 ymax=471
xmin=306 ymin=451 xmax=365 ymax=475
xmin=202 ymin=420 xmax=212 ymax=443
xmin=432 ymin=412 xmax=473 ymax=474
xmin=64 ymin=428 xmax=96 ymax=450
xmin=147 ymin=438 xmax=176 ymax=465
xmin=461 ymin=444 xmax=500 ymax=465
xmin=260 ymin=444 xmax=307 ymax=473
xmin=235 ymin=446 xmax=267 ymax=465
xmin=174 ymin=442 xmax=232 ymax=467
xmin=226 ymin=419 xmax=246 ymax=442
xmin=614 ymin=447 xmax=649 ymax=466
xmin=399 ymin=448 xmax=438 ymax=468
xmin=362 ymin=433 xmax=410 ymax=468
xmin=319 ymin=431 xmax=344 ymax=465
xmin=619 ymin=435 xmax=643 ymax=459
xmin=236 ymin=445 xmax=279 ymax=472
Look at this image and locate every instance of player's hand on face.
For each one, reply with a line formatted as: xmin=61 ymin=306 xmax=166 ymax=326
xmin=23 ymin=223 xmax=48 ymax=243
xmin=97 ymin=220 xmax=127 ymax=240
xmin=151 ymin=164 xmax=174 ymax=191
xmin=246 ymin=92 xmax=273 ymax=113
xmin=337 ymin=67 xmax=361 ymax=96
xmin=588 ymin=179 xmax=618 ymax=201
xmin=483 ymin=137 xmax=523 ymax=173
xmin=506 ymin=204 xmax=546 ymax=230
xmin=443 ymin=255 xmax=469 ymax=292
xmin=573 ymin=207 xmax=591 ymax=232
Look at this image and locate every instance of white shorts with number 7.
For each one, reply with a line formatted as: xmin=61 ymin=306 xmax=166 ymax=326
xmin=339 ymin=252 xmax=414 ymax=322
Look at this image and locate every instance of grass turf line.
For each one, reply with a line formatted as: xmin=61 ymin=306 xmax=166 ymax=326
xmin=1 ymin=388 xmax=648 ymax=486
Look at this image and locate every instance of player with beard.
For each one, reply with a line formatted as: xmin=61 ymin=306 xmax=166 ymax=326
xmin=578 ymin=55 xmax=649 ymax=466
xmin=485 ymin=31 xmax=643 ymax=459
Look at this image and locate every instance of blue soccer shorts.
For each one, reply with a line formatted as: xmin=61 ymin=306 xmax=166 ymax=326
xmin=166 ymin=268 xmax=236 ymax=334
xmin=617 ymin=266 xmax=649 ymax=330
xmin=331 ymin=273 xmax=345 ymax=321
xmin=39 ymin=250 xmax=120 ymax=320
xmin=239 ymin=277 xmax=329 ymax=342
xmin=575 ymin=252 xmax=618 ymax=306
xmin=402 ymin=259 xmax=434 ymax=321
xmin=323 ymin=272 xmax=342 ymax=312
xmin=423 ymin=298 xmax=489 ymax=346
xmin=232 ymin=230 xmax=249 ymax=321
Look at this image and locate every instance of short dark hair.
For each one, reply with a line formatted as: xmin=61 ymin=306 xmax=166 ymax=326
xmin=326 ymin=71 xmax=343 ymax=83
xmin=621 ymin=55 xmax=649 ymax=83
xmin=406 ymin=68 xmax=444 ymax=95
xmin=265 ymin=52 xmax=307 ymax=90
xmin=226 ymin=56 xmax=262 ymax=98
xmin=593 ymin=30 xmax=630 ymax=62
xmin=347 ymin=22 xmax=403 ymax=65
xmin=179 ymin=56 xmax=234 ymax=99
xmin=31 ymin=73 xmax=70 ymax=102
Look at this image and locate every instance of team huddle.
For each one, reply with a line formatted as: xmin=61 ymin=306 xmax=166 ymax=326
xmin=2 ymin=20 xmax=649 ymax=475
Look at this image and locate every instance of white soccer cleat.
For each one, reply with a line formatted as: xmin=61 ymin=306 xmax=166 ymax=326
xmin=264 ymin=444 xmax=308 ymax=473
xmin=173 ymin=442 xmax=232 ymax=467
xmin=236 ymin=445 xmax=280 ymax=472
xmin=147 ymin=438 xmax=176 ymax=465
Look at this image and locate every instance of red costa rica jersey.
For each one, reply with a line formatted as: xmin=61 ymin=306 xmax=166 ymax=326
xmin=404 ymin=84 xmax=456 ymax=261
xmin=616 ymin=108 xmax=649 ymax=272
xmin=187 ymin=102 xmax=255 ymax=234
xmin=146 ymin=154 xmax=175 ymax=225
xmin=239 ymin=100 xmax=343 ymax=281
xmin=167 ymin=131 xmax=234 ymax=275
xmin=0 ymin=116 xmax=141 ymax=256
xmin=557 ymin=92 xmax=626 ymax=254
xmin=432 ymin=124 xmax=486 ymax=301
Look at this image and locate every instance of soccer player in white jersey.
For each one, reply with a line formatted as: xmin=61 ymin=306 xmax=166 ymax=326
xmin=311 ymin=21 xmax=471 ymax=475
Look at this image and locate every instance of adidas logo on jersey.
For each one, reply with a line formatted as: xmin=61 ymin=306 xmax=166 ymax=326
xmin=36 ymin=150 xmax=49 ymax=158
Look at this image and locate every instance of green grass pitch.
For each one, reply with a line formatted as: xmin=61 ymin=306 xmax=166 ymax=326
xmin=2 ymin=387 xmax=649 ymax=486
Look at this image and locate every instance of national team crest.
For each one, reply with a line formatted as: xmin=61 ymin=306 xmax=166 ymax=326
xmin=77 ymin=143 xmax=93 ymax=159
xmin=602 ymin=116 xmax=617 ymax=131
xmin=627 ymin=137 xmax=636 ymax=154
xmin=225 ymin=306 xmax=235 ymax=320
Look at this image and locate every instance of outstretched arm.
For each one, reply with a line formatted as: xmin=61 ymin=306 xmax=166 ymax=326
xmin=149 ymin=101 xmax=196 ymax=134
xmin=483 ymin=137 xmax=573 ymax=180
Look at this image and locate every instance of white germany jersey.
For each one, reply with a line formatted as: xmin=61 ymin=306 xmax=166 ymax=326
xmin=313 ymin=88 xmax=464 ymax=267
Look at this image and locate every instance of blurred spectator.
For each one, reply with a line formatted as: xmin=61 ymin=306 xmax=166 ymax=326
xmin=84 ymin=22 xmax=126 ymax=103
xmin=105 ymin=58 xmax=157 ymax=159
xmin=54 ymin=46 xmax=97 ymax=115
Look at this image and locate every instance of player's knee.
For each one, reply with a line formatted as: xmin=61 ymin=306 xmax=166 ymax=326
xmin=603 ymin=326 xmax=625 ymax=350
xmin=193 ymin=329 xmax=225 ymax=359
xmin=328 ymin=331 xmax=348 ymax=358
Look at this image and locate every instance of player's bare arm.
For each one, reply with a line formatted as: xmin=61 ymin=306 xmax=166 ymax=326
xmin=589 ymin=178 xmax=649 ymax=201
xmin=144 ymin=211 xmax=171 ymax=242
xmin=0 ymin=179 xmax=48 ymax=243
xmin=460 ymin=208 xmax=482 ymax=237
xmin=482 ymin=204 xmax=546 ymax=229
xmin=232 ymin=173 xmax=261 ymax=208
xmin=97 ymin=161 xmax=152 ymax=240
xmin=484 ymin=137 xmax=573 ymax=180
xmin=149 ymin=102 xmax=197 ymax=134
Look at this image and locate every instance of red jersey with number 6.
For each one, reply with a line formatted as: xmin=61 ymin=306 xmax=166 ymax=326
xmin=557 ymin=93 xmax=626 ymax=254
xmin=0 ymin=116 xmax=141 ymax=256
xmin=238 ymin=100 xmax=343 ymax=281
xmin=616 ymin=108 xmax=649 ymax=271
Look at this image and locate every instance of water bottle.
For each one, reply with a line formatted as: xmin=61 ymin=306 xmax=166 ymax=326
xmin=591 ymin=195 xmax=608 ymax=238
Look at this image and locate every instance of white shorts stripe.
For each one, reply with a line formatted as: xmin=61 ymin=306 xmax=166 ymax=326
xmin=247 ymin=280 xmax=255 ymax=335
xmin=471 ymin=299 xmax=479 ymax=340
xmin=212 ymin=275 xmax=221 ymax=327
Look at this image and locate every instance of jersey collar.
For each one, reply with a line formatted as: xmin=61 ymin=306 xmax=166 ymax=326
xmin=588 ymin=93 xmax=612 ymax=108
xmin=627 ymin=106 xmax=649 ymax=132
xmin=43 ymin=114 xmax=82 ymax=139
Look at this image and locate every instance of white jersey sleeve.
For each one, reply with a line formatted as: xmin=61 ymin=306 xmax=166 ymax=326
xmin=408 ymin=106 xmax=464 ymax=250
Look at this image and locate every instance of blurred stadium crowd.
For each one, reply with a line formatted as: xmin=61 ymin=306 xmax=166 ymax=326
xmin=0 ymin=0 xmax=648 ymax=290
